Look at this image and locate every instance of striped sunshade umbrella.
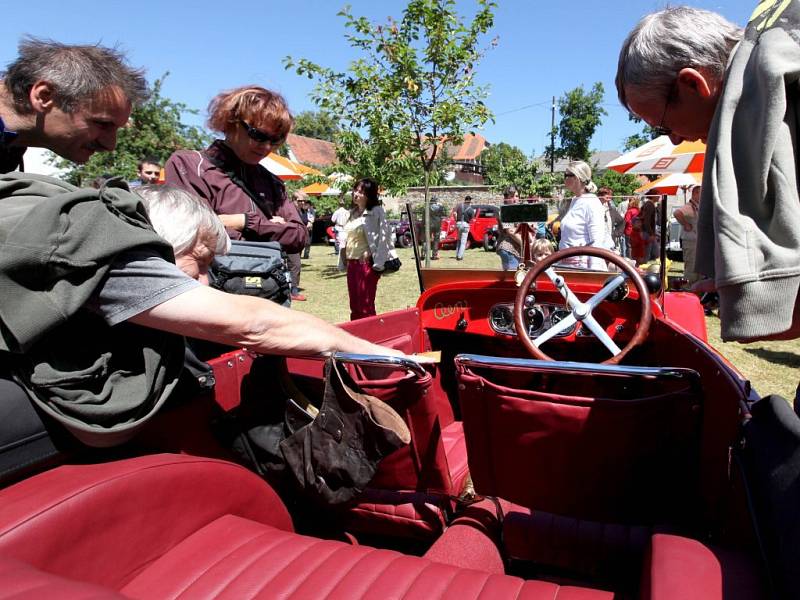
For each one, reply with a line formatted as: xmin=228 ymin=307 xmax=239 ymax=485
xmin=301 ymin=181 xmax=342 ymax=196
xmin=634 ymin=172 xmax=702 ymax=196
xmin=605 ymin=136 xmax=705 ymax=175
xmin=259 ymin=153 xmax=322 ymax=180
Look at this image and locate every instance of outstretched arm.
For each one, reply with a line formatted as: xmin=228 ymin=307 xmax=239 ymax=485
xmin=129 ymin=286 xmax=405 ymax=358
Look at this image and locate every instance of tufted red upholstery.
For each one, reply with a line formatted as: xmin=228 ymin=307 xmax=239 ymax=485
xmin=120 ymin=514 xmax=612 ymax=600
xmin=0 ymin=454 xmax=292 ymax=589
xmin=0 ymin=454 xmax=615 ymax=600
xmin=344 ymin=420 xmax=470 ymax=539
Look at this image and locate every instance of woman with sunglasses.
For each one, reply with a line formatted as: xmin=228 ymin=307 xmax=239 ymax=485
xmin=558 ymin=160 xmax=610 ymax=270
xmin=165 ymin=86 xmax=306 ymax=254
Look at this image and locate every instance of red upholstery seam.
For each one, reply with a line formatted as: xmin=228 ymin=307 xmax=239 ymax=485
xmin=323 ymin=547 xmax=381 ymax=596
xmin=253 ymin=539 xmax=342 ymax=598
xmin=174 ymin=526 xmax=291 ymax=598
xmin=0 ymin=458 xmax=256 ymax=536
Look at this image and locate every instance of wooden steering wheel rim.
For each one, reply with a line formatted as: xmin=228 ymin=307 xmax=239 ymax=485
xmin=513 ymin=246 xmax=653 ymax=365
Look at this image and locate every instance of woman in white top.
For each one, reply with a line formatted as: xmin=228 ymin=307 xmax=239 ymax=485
xmin=558 ymin=160 xmax=609 ymax=270
xmin=343 ymin=178 xmax=395 ymax=320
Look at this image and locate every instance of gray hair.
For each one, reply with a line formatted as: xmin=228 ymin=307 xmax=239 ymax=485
xmin=3 ymin=37 xmax=149 ymax=114
xmin=616 ymin=7 xmax=742 ymax=110
xmin=135 ymin=185 xmax=230 ymax=257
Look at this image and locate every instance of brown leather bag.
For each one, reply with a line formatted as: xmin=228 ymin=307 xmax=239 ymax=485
xmin=280 ymin=359 xmax=410 ymax=505
xmin=223 ymin=357 xmax=410 ymax=505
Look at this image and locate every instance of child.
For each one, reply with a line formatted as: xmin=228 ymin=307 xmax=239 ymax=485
xmin=531 ymin=238 xmax=555 ymax=264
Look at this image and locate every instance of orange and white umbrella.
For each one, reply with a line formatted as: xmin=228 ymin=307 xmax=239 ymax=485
xmin=606 ymin=136 xmax=705 ymax=175
xmin=259 ymin=153 xmax=323 ymax=180
xmin=302 ymin=172 xmax=353 ymax=196
xmin=634 ymin=172 xmax=702 ymax=196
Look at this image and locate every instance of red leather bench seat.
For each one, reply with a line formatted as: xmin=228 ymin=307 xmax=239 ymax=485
xmin=121 ymin=514 xmax=612 ymax=600
xmin=0 ymin=454 xmax=613 ymax=600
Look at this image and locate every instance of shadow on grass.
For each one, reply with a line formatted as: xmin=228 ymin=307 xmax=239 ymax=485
xmin=744 ymin=347 xmax=800 ymax=369
xmin=317 ymin=266 xmax=347 ymax=280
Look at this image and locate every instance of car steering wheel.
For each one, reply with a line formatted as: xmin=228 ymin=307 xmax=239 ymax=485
xmin=513 ymin=246 xmax=652 ymax=365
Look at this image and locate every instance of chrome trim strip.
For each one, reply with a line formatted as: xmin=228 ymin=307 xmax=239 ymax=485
xmin=454 ymin=353 xmax=697 ymax=380
xmin=331 ymin=352 xmax=428 ymax=378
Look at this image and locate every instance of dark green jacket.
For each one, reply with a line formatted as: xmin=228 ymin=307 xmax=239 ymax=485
xmin=0 ymin=173 xmax=185 ymax=447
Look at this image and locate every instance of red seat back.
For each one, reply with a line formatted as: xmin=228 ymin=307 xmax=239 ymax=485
xmin=457 ymin=356 xmax=702 ymax=524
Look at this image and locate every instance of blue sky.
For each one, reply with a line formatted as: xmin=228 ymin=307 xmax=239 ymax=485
xmin=6 ymin=0 xmax=754 ymax=156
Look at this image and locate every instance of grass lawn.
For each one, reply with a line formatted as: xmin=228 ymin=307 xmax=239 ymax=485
xmin=294 ymin=244 xmax=799 ymax=401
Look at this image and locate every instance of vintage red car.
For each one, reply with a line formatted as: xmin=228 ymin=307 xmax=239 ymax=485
xmin=0 ymin=204 xmax=794 ymax=599
xmin=439 ymin=203 xmax=499 ymax=250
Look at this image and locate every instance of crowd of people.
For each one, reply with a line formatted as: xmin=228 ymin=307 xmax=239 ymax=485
xmin=0 ymin=0 xmax=798 ymax=444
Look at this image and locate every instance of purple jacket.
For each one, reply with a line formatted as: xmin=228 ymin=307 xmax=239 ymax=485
xmin=165 ymin=140 xmax=307 ymax=253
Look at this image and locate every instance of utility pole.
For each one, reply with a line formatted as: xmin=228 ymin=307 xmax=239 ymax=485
xmin=550 ymin=95 xmax=556 ymax=174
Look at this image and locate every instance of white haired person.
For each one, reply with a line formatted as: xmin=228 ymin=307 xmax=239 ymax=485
xmin=0 ymin=174 xmax=412 ymax=447
xmin=134 ymin=185 xmax=231 ymax=284
xmin=558 ymin=161 xmax=609 ymax=270
xmin=617 ymin=6 xmax=800 ymax=342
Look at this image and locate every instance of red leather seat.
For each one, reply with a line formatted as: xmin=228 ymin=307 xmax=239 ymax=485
xmin=0 ymin=454 xmax=612 ymax=600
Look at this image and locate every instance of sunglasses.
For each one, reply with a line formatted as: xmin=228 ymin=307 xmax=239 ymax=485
xmin=239 ymin=119 xmax=284 ymax=145
xmin=564 ymin=172 xmax=575 ymax=179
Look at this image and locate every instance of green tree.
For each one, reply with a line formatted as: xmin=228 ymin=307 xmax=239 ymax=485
xmin=622 ymin=115 xmax=658 ymax=152
xmin=530 ymin=172 xmax=560 ymax=198
xmin=594 ymin=168 xmax=642 ymax=197
xmin=481 ymin=142 xmax=540 ymax=195
xmin=292 ymin=110 xmax=341 ymax=142
xmin=54 ymin=75 xmax=211 ymax=186
xmin=556 ymin=82 xmax=607 ymax=162
xmin=285 ymin=0 xmax=496 ymax=265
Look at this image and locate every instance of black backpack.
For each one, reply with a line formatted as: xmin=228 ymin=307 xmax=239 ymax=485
xmin=209 ymin=240 xmax=292 ymax=307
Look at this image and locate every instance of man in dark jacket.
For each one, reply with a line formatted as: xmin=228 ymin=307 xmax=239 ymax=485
xmin=0 ymin=38 xmax=147 ymax=173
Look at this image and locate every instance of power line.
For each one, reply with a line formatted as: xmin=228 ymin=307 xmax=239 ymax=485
xmin=494 ymin=100 xmax=551 ymax=117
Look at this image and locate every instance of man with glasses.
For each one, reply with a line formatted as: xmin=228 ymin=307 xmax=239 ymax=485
xmin=617 ymin=5 xmax=800 ymax=342
xmin=165 ymin=85 xmax=306 ymax=254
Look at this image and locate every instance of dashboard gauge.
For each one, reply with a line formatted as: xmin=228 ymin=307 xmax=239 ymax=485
xmin=526 ymin=306 xmax=545 ymax=335
xmin=489 ymin=304 xmax=515 ymax=335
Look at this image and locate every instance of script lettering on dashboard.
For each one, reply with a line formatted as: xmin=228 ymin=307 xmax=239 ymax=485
xmin=433 ymin=300 xmax=468 ymax=320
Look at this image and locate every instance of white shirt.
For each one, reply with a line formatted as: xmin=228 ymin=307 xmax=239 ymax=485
xmin=331 ymin=206 xmax=350 ymax=228
xmin=558 ymin=193 xmax=609 ymax=270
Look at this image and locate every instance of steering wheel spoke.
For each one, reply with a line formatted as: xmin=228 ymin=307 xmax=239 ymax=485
xmin=587 ymin=274 xmax=627 ymax=310
xmin=545 ymin=267 xmax=581 ymax=309
xmin=533 ymin=312 xmax=577 ymax=347
xmin=582 ymin=314 xmax=622 ymax=355
xmin=514 ymin=247 xmax=652 ymax=365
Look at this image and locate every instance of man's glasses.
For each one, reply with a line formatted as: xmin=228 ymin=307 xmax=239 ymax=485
xmin=239 ymin=119 xmax=284 ymax=145
xmin=652 ymin=83 xmax=678 ymax=137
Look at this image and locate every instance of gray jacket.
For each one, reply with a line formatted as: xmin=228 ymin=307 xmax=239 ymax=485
xmin=362 ymin=205 xmax=396 ymax=270
xmin=0 ymin=174 xmax=184 ymax=446
xmin=696 ymin=2 xmax=800 ymax=341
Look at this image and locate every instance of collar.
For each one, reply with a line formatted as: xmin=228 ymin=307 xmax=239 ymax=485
xmin=0 ymin=116 xmax=19 ymax=146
